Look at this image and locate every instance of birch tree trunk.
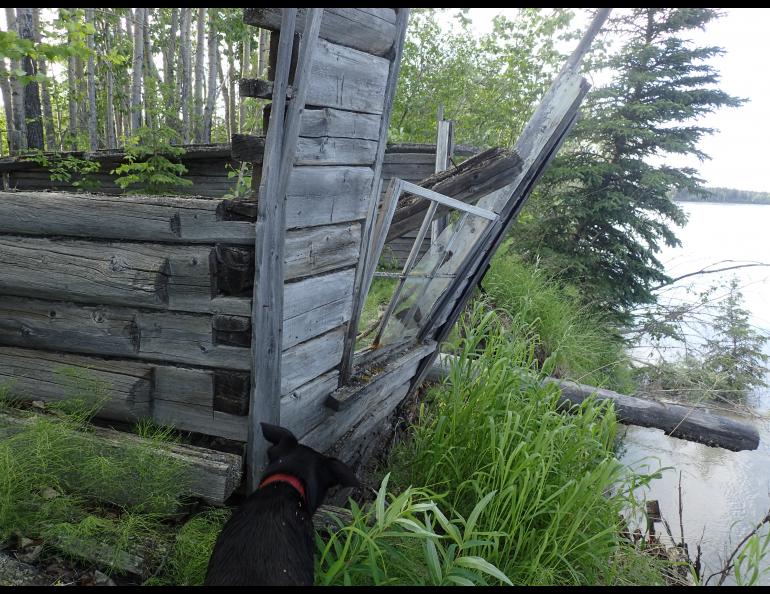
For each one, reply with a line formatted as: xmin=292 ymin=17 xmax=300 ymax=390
xmin=239 ymin=34 xmax=251 ymax=133
xmin=84 ymin=7 xmax=98 ymax=150
xmin=202 ymin=8 xmax=218 ymax=143
xmin=0 ymin=59 xmax=14 ymax=153
xmin=32 ymin=8 xmax=56 ymax=151
xmin=218 ymin=60 xmax=231 ymax=140
xmin=180 ymin=8 xmax=192 ymax=144
xmin=6 ymin=8 xmax=26 ymax=152
xmin=227 ymin=40 xmax=237 ymax=139
xmin=143 ymin=8 xmax=162 ymax=130
xmin=130 ymin=7 xmax=145 ymax=133
xmin=258 ymin=29 xmax=269 ymax=78
xmin=164 ymin=7 xmax=179 ymax=134
xmin=103 ymin=17 xmax=117 ymax=149
xmin=193 ymin=7 xmax=205 ymax=142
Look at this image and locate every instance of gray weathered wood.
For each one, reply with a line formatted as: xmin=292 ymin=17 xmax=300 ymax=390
xmin=281 ymin=325 xmax=346 ymax=396
xmin=384 ymin=148 xmax=521 ymax=242
xmin=0 ymin=346 xmax=151 ymax=422
xmin=0 ymin=296 xmax=250 ymax=371
xmin=305 ymin=38 xmax=389 ymax=114
xmin=426 ymin=355 xmax=759 ymax=452
xmin=303 ymin=340 xmax=427 ymax=452
xmin=248 ymin=8 xmax=314 ymax=492
xmin=0 ymin=236 xmax=220 ymax=314
xmin=0 ymin=407 xmax=243 ymax=505
xmin=294 ymin=136 xmax=378 ymax=166
xmin=244 ymin=8 xmax=397 ymax=57
xmin=326 ymin=341 xmax=434 ymax=410
xmin=284 ymin=221 xmax=361 ymax=279
xmin=0 ymin=191 xmax=254 ymax=244
xmin=341 ymin=9 xmax=410 ymax=383
xmin=238 ymin=78 xmax=293 ymax=101
xmin=431 ymin=118 xmax=453 ymax=242
xmin=280 ymin=370 xmax=340 ymax=439
xmin=283 ymin=269 xmax=354 ymax=350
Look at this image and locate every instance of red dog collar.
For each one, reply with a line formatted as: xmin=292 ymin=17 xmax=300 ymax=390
xmin=259 ymin=473 xmax=306 ymax=502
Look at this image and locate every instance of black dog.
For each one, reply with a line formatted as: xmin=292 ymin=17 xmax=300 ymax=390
xmin=204 ymin=423 xmax=360 ymax=586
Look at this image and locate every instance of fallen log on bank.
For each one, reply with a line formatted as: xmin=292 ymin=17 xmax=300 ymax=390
xmin=427 ymin=355 xmax=760 ymax=452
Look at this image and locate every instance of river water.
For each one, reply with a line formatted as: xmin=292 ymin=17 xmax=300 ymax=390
xmin=619 ymin=202 xmax=770 ymax=585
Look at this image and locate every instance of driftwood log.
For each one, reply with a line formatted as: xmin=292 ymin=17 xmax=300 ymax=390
xmin=427 ymin=355 xmax=760 ymax=452
xmin=384 ymin=147 xmax=523 ymax=243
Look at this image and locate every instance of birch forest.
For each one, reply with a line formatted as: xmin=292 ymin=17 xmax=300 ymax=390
xmin=0 ymin=8 xmax=269 ymax=155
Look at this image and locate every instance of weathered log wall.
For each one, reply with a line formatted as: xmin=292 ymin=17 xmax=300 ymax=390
xmin=0 ymin=8 xmax=414 ymax=457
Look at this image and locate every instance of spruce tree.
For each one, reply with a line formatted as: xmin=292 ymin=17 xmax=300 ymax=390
xmin=704 ymin=277 xmax=768 ymax=398
xmin=515 ymin=8 xmax=744 ymax=325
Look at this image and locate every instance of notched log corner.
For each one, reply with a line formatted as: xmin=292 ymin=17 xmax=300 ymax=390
xmin=213 ymin=245 xmax=255 ymax=297
xmin=213 ymin=370 xmax=250 ymax=416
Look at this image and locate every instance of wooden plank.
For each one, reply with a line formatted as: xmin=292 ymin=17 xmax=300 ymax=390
xmin=283 ymin=269 xmax=355 ymax=350
xmin=306 ymin=38 xmax=389 ymax=114
xmin=341 ymin=9 xmax=410 ymax=383
xmin=281 ymin=325 xmax=346 ymax=396
xmin=0 ymin=408 xmax=243 ymax=506
xmin=399 ymin=181 xmax=497 ymax=220
xmin=284 ymin=221 xmax=361 ymax=279
xmin=0 ymin=191 xmax=254 ymax=244
xmin=0 ymin=346 xmax=152 ymax=422
xmin=248 ymin=8 xmax=313 ymax=491
xmin=280 ymin=370 xmax=339 ymax=440
xmin=303 ymin=341 xmax=427 ymax=452
xmin=326 ymin=341 xmax=434 ymax=410
xmin=244 ymin=8 xmax=397 ymax=57
xmin=299 ymin=108 xmax=380 ymax=140
xmin=152 ymin=400 xmax=248 ymax=442
xmin=295 ymin=136 xmax=378 ymax=166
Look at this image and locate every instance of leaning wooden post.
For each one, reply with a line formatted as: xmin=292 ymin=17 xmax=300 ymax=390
xmin=430 ymin=106 xmax=454 ymax=244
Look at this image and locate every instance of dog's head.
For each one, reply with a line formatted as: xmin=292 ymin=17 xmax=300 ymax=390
xmin=259 ymin=423 xmax=360 ymax=512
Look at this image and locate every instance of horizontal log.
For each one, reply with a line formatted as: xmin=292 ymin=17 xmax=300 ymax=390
xmin=244 ymin=8 xmax=397 ymax=57
xmin=280 ymin=371 xmax=340 ymax=440
xmin=0 ymin=346 xmax=152 ymax=422
xmin=0 ymin=407 xmax=242 ymax=506
xmin=385 ymin=148 xmax=523 ymax=242
xmin=426 ymin=355 xmax=760 ymax=452
xmin=0 ymin=192 xmax=254 ymax=244
xmin=385 ymin=142 xmax=479 ymax=156
xmin=0 ymin=270 xmax=355 ymax=369
xmin=238 ymin=78 xmax=293 ymax=101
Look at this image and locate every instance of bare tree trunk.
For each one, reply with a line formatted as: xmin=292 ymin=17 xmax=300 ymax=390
xmin=32 ymin=8 xmax=56 ymax=151
xmin=164 ymin=7 xmax=179 ymax=134
xmin=180 ymin=8 xmax=192 ymax=144
xmin=143 ymin=8 xmax=162 ymax=130
xmin=84 ymin=7 xmax=98 ymax=150
xmin=202 ymin=8 xmax=218 ymax=143
xmin=227 ymin=39 xmax=236 ymax=141
xmin=193 ymin=7 xmax=205 ymax=143
xmin=258 ymin=28 xmax=269 ymax=78
xmin=6 ymin=8 xmax=26 ymax=152
xmin=239 ymin=34 xmax=251 ymax=134
xmin=130 ymin=7 xmax=145 ymax=133
xmin=18 ymin=7 xmax=44 ymax=150
xmin=102 ymin=17 xmax=117 ymax=149
xmin=0 ymin=60 xmax=15 ymax=154
xmin=218 ymin=60 xmax=231 ymax=140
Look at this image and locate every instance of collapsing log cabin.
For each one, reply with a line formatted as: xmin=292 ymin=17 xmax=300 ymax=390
xmin=0 ymin=8 xmax=757 ymax=502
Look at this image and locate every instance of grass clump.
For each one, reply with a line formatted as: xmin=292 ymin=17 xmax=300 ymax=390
xmin=0 ymin=368 xmax=191 ymax=574
xmin=378 ymin=303 xmax=664 ymax=585
xmin=483 ymin=245 xmax=633 ymax=390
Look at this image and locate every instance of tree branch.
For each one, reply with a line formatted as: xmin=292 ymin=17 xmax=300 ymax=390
xmin=653 ymin=260 xmax=770 ymax=291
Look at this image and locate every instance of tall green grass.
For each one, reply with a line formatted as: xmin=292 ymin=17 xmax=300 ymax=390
xmin=483 ymin=245 xmax=633 ymax=391
xmin=0 ymin=369 xmax=191 ymax=573
xmin=313 ymin=304 xmax=664 ymax=585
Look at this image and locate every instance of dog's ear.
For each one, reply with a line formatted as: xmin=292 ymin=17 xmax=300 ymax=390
xmin=260 ymin=423 xmax=298 ymax=447
xmin=325 ymin=457 xmax=361 ymax=489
